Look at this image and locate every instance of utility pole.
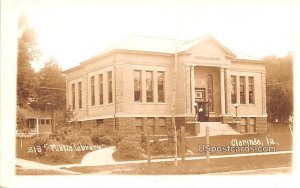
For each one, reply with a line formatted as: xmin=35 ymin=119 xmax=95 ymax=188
xmin=171 ymin=38 xmax=179 ymax=166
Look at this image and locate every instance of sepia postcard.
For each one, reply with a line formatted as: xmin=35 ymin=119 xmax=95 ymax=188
xmin=1 ymin=0 xmax=300 ymax=187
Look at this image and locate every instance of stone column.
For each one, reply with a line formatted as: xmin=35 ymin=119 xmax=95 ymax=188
xmin=261 ymin=72 xmax=267 ymax=115
xmin=191 ymin=66 xmax=195 ymax=114
xmin=220 ymin=68 xmax=225 ymax=115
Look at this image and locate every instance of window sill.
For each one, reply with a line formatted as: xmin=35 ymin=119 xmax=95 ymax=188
xmin=134 ymin=102 xmax=167 ymax=105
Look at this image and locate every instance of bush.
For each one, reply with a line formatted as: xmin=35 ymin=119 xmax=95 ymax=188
xmin=44 ymin=139 xmax=75 ymax=163
xmin=91 ymin=127 xmax=115 ymax=146
xmin=113 ymin=135 xmax=145 ymax=161
xmin=150 ymin=138 xmax=174 ymax=156
xmin=63 ymin=133 xmax=92 ymax=147
xmin=60 ymin=126 xmax=92 ymax=147
xmin=33 ymin=135 xmax=49 ymax=156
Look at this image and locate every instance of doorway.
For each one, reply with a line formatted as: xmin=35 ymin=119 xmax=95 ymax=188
xmin=195 ymin=88 xmax=209 ymax=122
xmin=197 ymin=102 xmax=209 ymax=122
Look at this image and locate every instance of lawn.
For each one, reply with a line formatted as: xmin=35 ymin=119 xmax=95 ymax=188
xmin=16 ymin=137 xmax=89 ymax=165
xmin=184 ymin=123 xmax=292 ymax=156
xmin=67 ymin=153 xmax=292 ymax=175
xmin=15 ymin=167 xmax=68 ymax=175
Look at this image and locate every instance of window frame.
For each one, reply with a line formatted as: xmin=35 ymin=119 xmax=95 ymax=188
xmin=157 ymin=71 xmax=165 ymax=103
xmin=108 ymin=71 xmax=113 ymax=103
xmin=248 ymin=76 xmax=255 ymax=104
xmin=99 ymin=74 xmax=104 ymax=105
xmin=239 ymin=76 xmax=246 ymax=104
xmin=134 ymin=70 xmax=142 ymax=102
xmin=231 ymin=75 xmax=237 ymax=104
xmin=91 ymin=76 xmax=95 ymax=106
xmin=78 ymin=81 xmax=82 ymax=109
xmin=146 ymin=71 xmax=154 ymax=102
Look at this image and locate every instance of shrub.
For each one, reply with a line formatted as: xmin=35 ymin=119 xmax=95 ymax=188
xmin=45 ymin=151 xmax=74 ymax=163
xmin=113 ymin=135 xmax=145 ymax=161
xmin=33 ymin=135 xmax=49 ymax=156
xmin=63 ymin=133 xmax=92 ymax=147
xmin=150 ymin=138 xmax=174 ymax=156
xmin=91 ymin=127 xmax=115 ymax=146
xmin=44 ymin=139 xmax=75 ymax=163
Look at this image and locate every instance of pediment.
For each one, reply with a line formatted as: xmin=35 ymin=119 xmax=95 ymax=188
xmin=180 ymin=36 xmax=235 ymax=67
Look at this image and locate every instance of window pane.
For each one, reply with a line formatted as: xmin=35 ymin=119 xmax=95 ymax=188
xmin=108 ymin=71 xmax=112 ymax=103
xmin=157 ymin=71 xmax=165 ymax=102
xmin=249 ymin=77 xmax=255 ymax=104
xmin=240 ymin=76 xmax=245 ymax=104
xmin=99 ymin=74 xmax=103 ymax=104
xmin=91 ymin=76 xmax=95 ymax=106
xmin=231 ymin=76 xmax=236 ymax=104
xmin=78 ymin=82 xmax=82 ymax=109
xmin=134 ymin=70 xmax=142 ymax=102
xmin=146 ymin=71 xmax=153 ymax=102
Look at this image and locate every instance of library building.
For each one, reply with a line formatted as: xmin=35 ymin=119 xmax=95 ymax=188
xmin=64 ymin=35 xmax=267 ymax=136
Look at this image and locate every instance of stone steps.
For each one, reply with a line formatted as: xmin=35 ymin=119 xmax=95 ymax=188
xmin=197 ymin=122 xmax=239 ymax=137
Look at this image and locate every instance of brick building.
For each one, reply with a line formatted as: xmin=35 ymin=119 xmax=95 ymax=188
xmin=63 ymin=35 xmax=267 ymax=136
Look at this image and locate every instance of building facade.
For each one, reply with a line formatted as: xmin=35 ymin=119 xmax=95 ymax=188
xmin=64 ymin=35 xmax=267 ymax=135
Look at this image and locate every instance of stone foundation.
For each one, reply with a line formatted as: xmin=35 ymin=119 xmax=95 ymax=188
xmin=79 ymin=116 xmax=268 ymax=135
xmin=255 ymin=117 xmax=268 ymax=133
xmin=80 ymin=116 xmax=174 ymax=135
xmin=221 ymin=115 xmax=234 ymax=124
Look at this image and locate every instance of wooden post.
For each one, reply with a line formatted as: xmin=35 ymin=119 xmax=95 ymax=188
xmin=147 ymin=130 xmax=150 ymax=163
xmin=181 ymin=126 xmax=185 ymax=161
xmin=206 ymin=127 xmax=210 ymax=163
xmin=289 ymin=123 xmax=293 ymax=141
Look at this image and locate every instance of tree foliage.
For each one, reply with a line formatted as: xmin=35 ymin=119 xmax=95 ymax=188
xmin=17 ymin=15 xmax=39 ymax=107
xmin=265 ymin=53 xmax=293 ymax=122
xmin=36 ymin=57 xmax=66 ymax=110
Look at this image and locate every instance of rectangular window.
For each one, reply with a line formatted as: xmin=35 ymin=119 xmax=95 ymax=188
xmin=135 ymin=117 xmax=143 ymax=133
xmin=147 ymin=117 xmax=155 ymax=134
xmin=249 ymin=77 xmax=255 ymax=104
xmin=241 ymin=117 xmax=247 ymax=133
xmin=240 ymin=76 xmax=246 ymax=104
xmin=157 ymin=71 xmax=165 ymax=102
xmin=146 ymin=71 xmax=153 ymax=102
xmin=78 ymin=82 xmax=82 ymax=109
xmin=231 ymin=76 xmax=237 ymax=104
xmin=108 ymin=71 xmax=113 ymax=103
xmin=72 ymin=83 xmax=75 ymax=109
xmin=99 ymin=74 xmax=103 ymax=105
xmin=91 ymin=76 xmax=95 ymax=106
xmin=134 ymin=70 xmax=142 ymax=102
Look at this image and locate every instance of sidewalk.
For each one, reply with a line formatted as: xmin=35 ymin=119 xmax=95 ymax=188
xmin=17 ymin=147 xmax=293 ymax=173
xmin=16 ymin=158 xmax=82 ymax=175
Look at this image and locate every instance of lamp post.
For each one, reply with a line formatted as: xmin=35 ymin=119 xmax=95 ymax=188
xmin=234 ymin=103 xmax=238 ymax=120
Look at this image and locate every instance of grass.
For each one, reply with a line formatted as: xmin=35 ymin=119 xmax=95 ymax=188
xmin=16 ymin=137 xmax=89 ymax=165
xmin=15 ymin=167 xmax=67 ymax=175
xmin=67 ymin=153 xmax=292 ymax=175
xmin=185 ymin=124 xmax=292 ymax=156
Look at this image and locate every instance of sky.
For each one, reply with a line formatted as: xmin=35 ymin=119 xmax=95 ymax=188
xmin=18 ymin=0 xmax=300 ymax=71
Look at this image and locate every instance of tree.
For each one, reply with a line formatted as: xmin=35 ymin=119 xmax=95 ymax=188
xmin=265 ymin=53 xmax=293 ymax=122
xmin=17 ymin=15 xmax=39 ymax=107
xmin=36 ymin=57 xmax=66 ymax=110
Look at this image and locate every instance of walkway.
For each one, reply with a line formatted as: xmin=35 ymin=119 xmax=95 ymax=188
xmin=81 ymin=146 xmax=116 ymax=166
xmin=16 ymin=158 xmax=82 ymax=175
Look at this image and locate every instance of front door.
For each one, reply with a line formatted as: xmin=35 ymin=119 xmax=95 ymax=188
xmin=197 ymin=102 xmax=209 ymax=122
xmin=195 ymin=88 xmax=209 ymax=122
